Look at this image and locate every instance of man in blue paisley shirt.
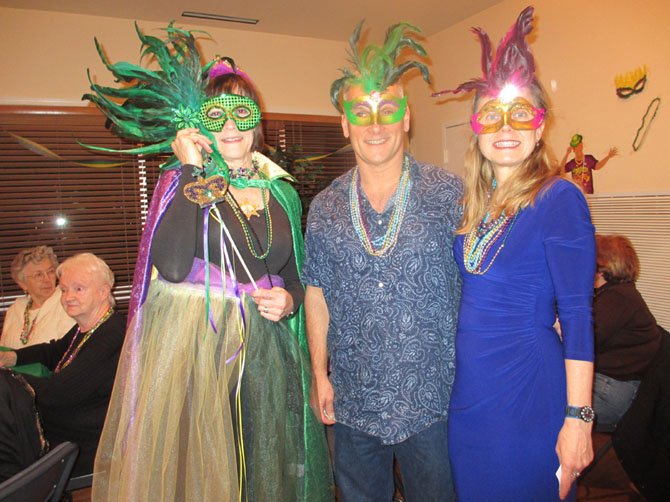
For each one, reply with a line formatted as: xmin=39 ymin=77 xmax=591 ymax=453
xmin=302 ymin=23 xmax=462 ymax=502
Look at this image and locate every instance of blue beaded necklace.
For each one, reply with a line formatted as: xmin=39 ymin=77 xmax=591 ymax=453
xmin=463 ymin=180 xmax=518 ymax=274
xmin=349 ymin=155 xmax=411 ymax=258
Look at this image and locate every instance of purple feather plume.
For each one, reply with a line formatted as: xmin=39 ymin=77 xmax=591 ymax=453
xmin=432 ymin=5 xmax=536 ymax=98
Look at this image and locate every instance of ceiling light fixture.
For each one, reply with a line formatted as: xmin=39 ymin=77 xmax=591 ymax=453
xmin=181 ymin=11 xmax=259 ymax=25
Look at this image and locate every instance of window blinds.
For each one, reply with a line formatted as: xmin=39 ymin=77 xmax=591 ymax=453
xmin=0 ymin=106 xmax=353 ymax=325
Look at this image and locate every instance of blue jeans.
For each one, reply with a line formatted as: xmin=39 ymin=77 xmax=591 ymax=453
xmin=333 ymin=421 xmax=454 ymax=502
xmin=593 ymin=372 xmax=640 ymax=431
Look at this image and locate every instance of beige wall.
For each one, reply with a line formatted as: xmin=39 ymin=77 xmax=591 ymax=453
xmin=2 ymin=2 xmax=668 ymax=194
xmin=0 ymin=7 xmax=345 ymax=116
xmin=408 ymin=0 xmax=669 ymax=194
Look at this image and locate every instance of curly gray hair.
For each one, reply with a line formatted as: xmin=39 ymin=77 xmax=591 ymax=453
xmin=10 ymin=246 xmax=59 ymax=284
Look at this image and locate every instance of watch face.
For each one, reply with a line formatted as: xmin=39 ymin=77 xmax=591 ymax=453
xmin=580 ymin=406 xmax=596 ymax=422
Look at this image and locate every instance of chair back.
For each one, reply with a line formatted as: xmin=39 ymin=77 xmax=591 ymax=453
xmin=0 ymin=442 xmax=79 ymax=502
xmin=613 ymin=325 xmax=670 ymax=500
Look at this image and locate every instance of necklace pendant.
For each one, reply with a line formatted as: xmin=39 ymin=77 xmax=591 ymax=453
xmin=239 ymin=199 xmax=261 ymax=218
xmin=225 ymin=189 xmax=273 ymax=260
xmin=184 ymin=175 xmax=230 ymax=207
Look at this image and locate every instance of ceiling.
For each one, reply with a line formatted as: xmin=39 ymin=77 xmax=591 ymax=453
xmin=0 ymin=0 xmax=503 ymax=41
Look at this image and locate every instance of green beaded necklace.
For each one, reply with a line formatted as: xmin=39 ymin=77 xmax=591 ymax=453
xmin=349 ymin=155 xmax=411 ymax=258
xmin=225 ymin=189 xmax=273 ymax=260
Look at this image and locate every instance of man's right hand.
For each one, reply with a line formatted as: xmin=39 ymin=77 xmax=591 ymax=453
xmin=310 ymin=374 xmax=336 ymax=425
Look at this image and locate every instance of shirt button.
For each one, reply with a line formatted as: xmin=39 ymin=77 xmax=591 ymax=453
xmin=378 ymin=219 xmax=383 ymax=225
xmin=378 ymin=282 xmax=384 ymax=288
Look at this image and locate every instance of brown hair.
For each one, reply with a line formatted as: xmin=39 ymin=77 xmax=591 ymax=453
xmin=205 ymin=73 xmax=264 ymax=151
xmin=458 ymin=78 xmax=561 ymax=234
xmin=596 ymin=234 xmax=640 ymax=283
xmin=11 ymin=245 xmax=59 ymax=284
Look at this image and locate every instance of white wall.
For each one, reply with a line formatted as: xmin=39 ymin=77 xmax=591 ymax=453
xmin=408 ymin=0 xmax=670 ymax=194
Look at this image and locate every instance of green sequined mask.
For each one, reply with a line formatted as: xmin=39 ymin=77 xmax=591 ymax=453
xmin=199 ymin=94 xmax=261 ymax=132
xmin=343 ymin=91 xmax=407 ymax=126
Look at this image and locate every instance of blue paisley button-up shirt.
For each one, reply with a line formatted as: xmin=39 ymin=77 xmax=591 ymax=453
xmin=303 ymin=155 xmax=463 ymax=444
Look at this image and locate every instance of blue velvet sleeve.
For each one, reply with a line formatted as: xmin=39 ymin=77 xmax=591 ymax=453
xmin=542 ymin=180 xmax=596 ymax=361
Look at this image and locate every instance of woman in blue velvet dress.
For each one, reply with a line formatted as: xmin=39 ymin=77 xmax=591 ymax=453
xmin=434 ymin=7 xmax=596 ymax=501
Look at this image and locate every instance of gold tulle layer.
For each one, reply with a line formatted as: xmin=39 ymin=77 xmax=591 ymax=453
xmin=93 ymin=278 xmax=307 ymax=501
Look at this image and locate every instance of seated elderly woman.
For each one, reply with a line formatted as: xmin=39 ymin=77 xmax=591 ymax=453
xmin=593 ymin=234 xmax=662 ymax=430
xmin=1 ymin=246 xmax=75 ymax=348
xmin=0 ymin=253 xmax=126 ymax=481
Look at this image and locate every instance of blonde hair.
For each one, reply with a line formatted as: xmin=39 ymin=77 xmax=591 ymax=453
xmin=57 ymin=253 xmax=116 ymax=307
xmin=11 ymin=245 xmax=59 ymax=284
xmin=458 ymin=79 xmax=561 ymax=234
xmin=596 ymin=234 xmax=639 ymax=283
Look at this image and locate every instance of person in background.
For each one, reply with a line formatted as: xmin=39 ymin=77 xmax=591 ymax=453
xmin=560 ymin=134 xmax=618 ymax=194
xmin=1 ymin=246 xmax=75 ymax=348
xmin=303 ymin=21 xmax=462 ymax=502
xmin=0 ymin=253 xmax=125 ymax=480
xmin=433 ymin=7 xmax=595 ymax=500
xmin=592 ymin=233 xmax=661 ymax=430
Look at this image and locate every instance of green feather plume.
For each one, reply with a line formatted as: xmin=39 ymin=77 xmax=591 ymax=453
xmin=81 ymin=22 xmax=210 ymax=170
xmin=330 ymin=21 xmax=431 ymax=111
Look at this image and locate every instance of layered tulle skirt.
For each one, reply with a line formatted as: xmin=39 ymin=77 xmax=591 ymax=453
xmin=93 ymin=275 xmax=325 ymax=501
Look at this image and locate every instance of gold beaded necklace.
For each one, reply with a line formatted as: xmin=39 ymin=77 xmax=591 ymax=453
xmin=54 ymin=307 xmax=114 ymax=373
xmin=19 ymin=297 xmax=40 ymax=345
xmin=349 ymin=155 xmax=411 ymax=258
xmin=463 ymin=212 xmax=518 ymax=275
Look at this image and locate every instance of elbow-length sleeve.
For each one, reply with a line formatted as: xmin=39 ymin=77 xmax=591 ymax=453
xmin=542 ymin=180 xmax=596 ymax=362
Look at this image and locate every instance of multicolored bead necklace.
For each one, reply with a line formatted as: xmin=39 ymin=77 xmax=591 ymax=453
xmin=54 ymin=307 xmax=114 ymax=373
xmin=20 ymin=297 xmax=39 ymax=345
xmin=463 ymin=210 xmax=518 ymax=275
xmin=225 ymin=189 xmax=273 ymax=260
xmin=229 ymin=159 xmax=260 ymax=180
xmin=350 ymin=155 xmax=411 ymax=257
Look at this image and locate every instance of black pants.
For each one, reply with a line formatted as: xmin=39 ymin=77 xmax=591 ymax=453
xmin=0 ymin=369 xmax=44 ymax=482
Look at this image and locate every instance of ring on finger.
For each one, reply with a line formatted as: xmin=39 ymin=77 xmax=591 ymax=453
xmin=571 ymin=471 xmax=580 ymax=479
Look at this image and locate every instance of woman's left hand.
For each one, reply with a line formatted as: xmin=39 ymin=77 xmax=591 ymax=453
xmin=556 ymin=418 xmax=593 ymax=499
xmin=0 ymin=351 xmax=17 ymax=368
xmin=251 ymin=287 xmax=294 ymax=322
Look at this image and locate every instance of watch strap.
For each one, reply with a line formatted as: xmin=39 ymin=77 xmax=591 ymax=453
xmin=565 ymin=405 xmax=595 ymax=422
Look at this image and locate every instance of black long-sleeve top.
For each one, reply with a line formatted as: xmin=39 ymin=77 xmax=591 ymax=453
xmin=593 ymin=281 xmax=661 ymax=380
xmin=15 ymin=312 xmax=126 ymax=473
xmin=151 ymin=166 xmax=304 ymax=308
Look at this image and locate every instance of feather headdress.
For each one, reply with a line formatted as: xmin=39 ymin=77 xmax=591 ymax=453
xmin=82 ymin=23 xmax=227 ymax=171
xmin=330 ymin=21 xmax=430 ymax=112
xmin=433 ymin=6 xmax=536 ymax=98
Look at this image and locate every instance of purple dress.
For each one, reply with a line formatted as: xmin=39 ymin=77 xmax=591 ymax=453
xmin=448 ymin=179 xmax=595 ymax=501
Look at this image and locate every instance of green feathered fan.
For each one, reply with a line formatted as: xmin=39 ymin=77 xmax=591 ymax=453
xmin=82 ymin=22 xmax=217 ymax=171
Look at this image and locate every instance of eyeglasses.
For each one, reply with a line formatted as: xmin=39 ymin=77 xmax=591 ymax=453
xmin=24 ymin=268 xmax=56 ymax=281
